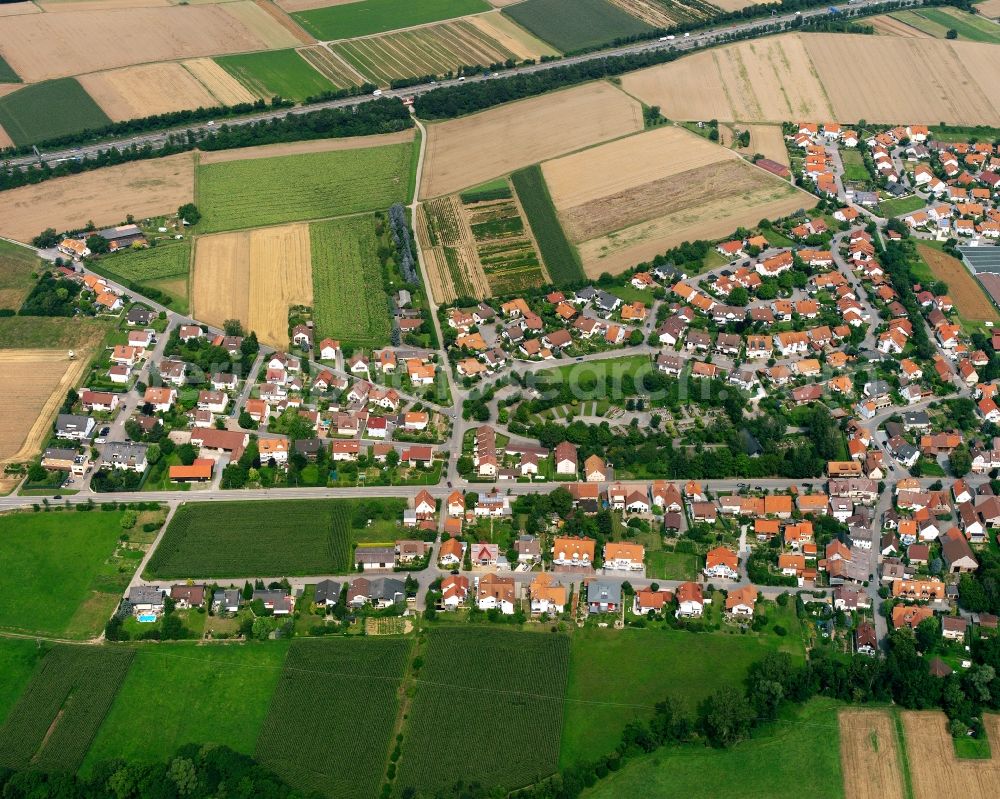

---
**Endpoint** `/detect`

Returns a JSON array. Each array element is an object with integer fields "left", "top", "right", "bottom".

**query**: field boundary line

[{"left": 892, "top": 709, "right": 916, "bottom": 799}]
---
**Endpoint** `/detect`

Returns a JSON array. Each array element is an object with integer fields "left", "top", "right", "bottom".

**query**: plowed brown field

[{"left": 192, "top": 223, "right": 313, "bottom": 347}]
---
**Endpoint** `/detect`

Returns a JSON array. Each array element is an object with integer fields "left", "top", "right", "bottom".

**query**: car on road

[
  {"left": 576, "top": 357, "right": 583, "bottom": 361},
  {"left": 95, "top": 426, "right": 110, "bottom": 444},
  {"left": 738, "top": 483, "right": 750, "bottom": 490},
  {"left": 53, "top": 495, "right": 62, "bottom": 500}
]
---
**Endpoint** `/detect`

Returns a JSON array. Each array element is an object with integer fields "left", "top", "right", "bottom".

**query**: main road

[{"left": 5, "top": 0, "right": 922, "bottom": 170}]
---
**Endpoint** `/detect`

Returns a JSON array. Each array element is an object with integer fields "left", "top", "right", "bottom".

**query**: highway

[{"left": 3, "top": 0, "right": 923, "bottom": 170}]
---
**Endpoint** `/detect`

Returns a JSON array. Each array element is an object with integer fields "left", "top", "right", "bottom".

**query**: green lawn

[
  {"left": 216, "top": 50, "right": 335, "bottom": 102},
  {"left": 310, "top": 215, "right": 392, "bottom": 348},
  {"left": 840, "top": 149, "right": 870, "bottom": 182},
  {"left": 560, "top": 622, "right": 806, "bottom": 767},
  {"left": 0, "top": 316, "right": 111, "bottom": 349},
  {"left": 955, "top": 733, "right": 992, "bottom": 759},
  {"left": 582, "top": 699, "right": 844, "bottom": 799},
  {"left": 83, "top": 641, "right": 289, "bottom": 772},
  {"left": 0, "top": 639, "right": 45, "bottom": 727},
  {"left": 197, "top": 142, "right": 414, "bottom": 232},
  {"left": 537, "top": 354, "right": 653, "bottom": 387},
  {"left": 504, "top": 0, "right": 651, "bottom": 52},
  {"left": 293, "top": 0, "right": 491, "bottom": 39},
  {"left": 645, "top": 550, "right": 700, "bottom": 580},
  {"left": 0, "top": 78, "right": 110, "bottom": 147},
  {"left": 0, "top": 510, "right": 126, "bottom": 638},
  {"left": 878, "top": 194, "right": 926, "bottom": 219},
  {"left": 0, "top": 239, "right": 39, "bottom": 312}
]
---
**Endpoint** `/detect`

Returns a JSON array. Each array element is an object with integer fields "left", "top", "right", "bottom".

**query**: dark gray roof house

[
  {"left": 348, "top": 577, "right": 405, "bottom": 607},
  {"left": 128, "top": 586, "right": 165, "bottom": 609},
  {"left": 314, "top": 579, "right": 342, "bottom": 606},
  {"left": 55, "top": 414, "right": 94, "bottom": 439},
  {"left": 587, "top": 581, "right": 621, "bottom": 614},
  {"left": 213, "top": 589, "right": 241, "bottom": 613},
  {"left": 126, "top": 306, "right": 155, "bottom": 326}
]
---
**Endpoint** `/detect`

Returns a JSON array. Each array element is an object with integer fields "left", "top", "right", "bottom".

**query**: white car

[{"left": 372, "top": 89, "right": 383, "bottom": 97}]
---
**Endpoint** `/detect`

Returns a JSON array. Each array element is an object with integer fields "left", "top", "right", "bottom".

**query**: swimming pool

[{"left": 137, "top": 613, "right": 157, "bottom": 623}]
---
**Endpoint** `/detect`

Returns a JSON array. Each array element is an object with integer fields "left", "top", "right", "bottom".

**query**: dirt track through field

[
  {"left": 0, "top": 153, "right": 194, "bottom": 244},
  {"left": 918, "top": 243, "right": 999, "bottom": 322},
  {"left": 420, "top": 81, "right": 643, "bottom": 198},
  {"left": 198, "top": 128, "right": 414, "bottom": 163},
  {"left": 79, "top": 63, "right": 220, "bottom": 121},
  {"left": 904, "top": 711, "right": 1000, "bottom": 799},
  {"left": 192, "top": 223, "right": 313, "bottom": 347},
  {"left": 0, "top": 349, "right": 92, "bottom": 463},
  {"left": 0, "top": 1, "right": 300, "bottom": 81},
  {"left": 839, "top": 709, "right": 906, "bottom": 799}
]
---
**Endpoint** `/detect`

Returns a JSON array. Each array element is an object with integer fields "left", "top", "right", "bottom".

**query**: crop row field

[
  {"left": 0, "top": 646, "right": 134, "bottom": 773},
  {"left": 331, "top": 14, "right": 548, "bottom": 87},
  {"left": 1, "top": 152, "right": 195, "bottom": 245},
  {"left": 421, "top": 195, "right": 488, "bottom": 302},
  {"left": 298, "top": 45, "right": 367, "bottom": 89},
  {"left": 885, "top": 7, "right": 1000, "bottom": 43},
  {"left": 396, "top": 627, "right": 569, "bottom": 795},
  {"left": 622, "top": 32, "right": 1000, "bottom": 125},
  {"left": 465, "top": 191, "right": 548, "bottom": 295},
  {"left": 257, "top": 637, "right": 412, "bottom": 799},
  {"left": 539, "top": 124, "right": 811, "bottom": 276},
  {"left": 608, "top": 0, "right": 727, "bottom": 27},
  {"left": 504, "top": 0, "right": 652, "bottom": 52},
  {"left": 420, "top": 80, "right": 643, "bottom": 199},
  {"left": 0, "top": 640, "right": 43, "bottom": 729},
  {"left": 192, "top": 223, "right": 313, "bottom": 348},
  {"left": 511, "top": 164, "right": 584, "bottom": 285},
  {"left": 310, "top": 215, "right": 393, "bottom": 348},
  {"left": 291, "top": 0, "right": 492, "bottom": 40},
  {"left": 145, "top": 499, "right": 406, "bottom": 578},
  {"left": 196, "top": 141, "right": 413, "bottom": 232},
  {"left": 100, "top": 239, "right": 191, "bottom": 284},
  {"left": 0, "top": 77, "right": 110, "bottom": 147},
  {"left": 215, "top": 48, "right": 336, "bottom": 102}
]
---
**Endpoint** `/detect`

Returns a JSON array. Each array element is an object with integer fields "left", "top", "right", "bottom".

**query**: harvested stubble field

[
  {"left": 504, "top": 0, "right": 652, "bottom": 52},
  {"left": 871, "top": 13, "right": 934, "bottom": 37},
  {"left": 609, "top": 0, "right": 723, "bottom": 27},
  {"left": 0, "top": 152, "right": 194, "bottom": 244},
  {"left": 744, "top": 124, "right": 789, "bottom": 166},
  {"left": 310, "top": 215, "right": 392, "bottom": 348},
  {"left": 198, "top": 128, "right": 413, "bottom": 163},
  {"left": 918, "top": 243, "right": 999, "bottom": 323},
  {"left": 839, "top": 709, "right": 906, "bottom": 799},
  {"left": 196, "top": 142, "right": 413, "bottom": 231},
  {"left": 298, "top": 44, "right": 366, "bottom": 88},
  {"left": 332, "top": 18, "right": 525, "bottom": 86},
  {"left": 182, "top": 57, "right": 262, "bottom": 105},
  {"left": 257, "top": 638, "right": 411, "bottom": 799},
  {"left": 0, "top": 2, "right": 300, "bottom": 82},
  {"left": 420, "top": 81, "right": 643, "bottom": 198},
  {"left": 395, "top": 628, "right": 570, "bottom": 795},
  {"left": 903, "top": 711, "right": 1000, "bottom": 799},
  {"left": 192, "top": 223, "right": 313, "bottom": 347},
  {"left": 0, "top": 350, "right": 92, "bottom": 463},
  {"left": 542, "top": 125, "right": 810, "bottom": 276},
  {"left": 292, "top": 0, "right": 491, "bottom": 40},
  {"left": 977, "top": 0, "right": 1000, "bottom": 18},
  {"left": 216, "top": 48, "right": 334, "bottom": 101},
  {"left": 145, "top": 499, "right": 373, "bottom": 578},
  {"left": 0, "top": 78, "right": 111, "bottom": 147},
  {"left": 0, "top": 646, "right": 134, "bottom": 773},
  {"left": 0, "top": 240, "right": 38, "bottom": 311},
  {"left": 623, "top": 32, "right": 1000, "bottom": 125},
  {"left": 79, "top": 63, "right": 221, "bottom": 121}
]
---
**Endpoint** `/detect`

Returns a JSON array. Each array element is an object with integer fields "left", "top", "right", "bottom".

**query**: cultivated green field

[
  {"left": 396, "top": 627, "right": 570, "bottom": 794},
  {"left": 0, "top": 316, "right": 110, "bottom": 350},
  {"left": 84, "top": 642, "right": 290, "bottom": 771},
  {"left": 293, "top": 0, "right": 491, "bottom": 40},
  {"left": 583, "top": 699, "right": 844, "bottom": 799},
  {"left": 310, "top": 215, "right": 392, "bottom": 348},
  {"left": 0, "top": 640, "right": 45, "bottom": 727},
  {"left": 0, "top": 510, "right": 127, "bottom": 639},
  {"left": 504, "top": 0, "right": 652, "bottom": 52},
  {"left": 256, "top": 637, "right": 411, "bottom": 799},
  {"left": 145, "top": 499, "right": 405, "bottom": 578},
  {"left": 216, "top": 49, "right": 335, "bottom": 102},
  {"left": 560, "top": 624, "right": 806, "bottom": 767},
  {"left": 0, "top": 239, "right": 39, "bottom": 312},
  {"left": 98, "top": 240, "right": 190, "bottom": 283},
  {"left": 511, "top": 164, "right": 584, "bottom": 285},
  {"left": 0, "top": 54, "right": 19, "bottom": 84},
  {"left": 890, "top": 6, "right": 1000, "bottom": 42},
  {"left": 0, "top": 78, "right": 110, "bottom": 147},
  {"left": 331, "top": 19, "right": 519, "bottom": 86},
  {"left": 0, "top": 646, "right": 134, "bottom": 772},
  {"left": 197, "top": 143, "right": 413, "bottom": 232},
  {"left": 466, "top": 191, "right": 547, "bottom": 295}
]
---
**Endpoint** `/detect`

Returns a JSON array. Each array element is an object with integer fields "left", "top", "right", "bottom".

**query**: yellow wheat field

[
  {"left": 0, "top": 1, "right": 300, "bottom": 81},
  {"left": 79, "top": 63, "right": 220, "bottom": 121},
  {"left": 467, "top": 10, "right": 559, "bottom": 58},
  {"left": 839, "top": 709, "right": 906, "bottom": 799},
  {"left": 0, "top": 153, "right": 195, "bottom": 244},
  {"left": 183, "top": 57, "right": 262, "bottom": 105},
  {"left": 903, "top": 712, "right": 1000, "bottom": 799},
  {"left": 0, "top": 350, "right": 92, "bottom": 463},
  {"left": 622, "top": 32, "right": 1000, "bottom": 125},
  {"left": 192, "top": 224, "right": 313, "bottom": 347},
  {"left": 420, "top": 81, "right": 643, "bottom": 198}
]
